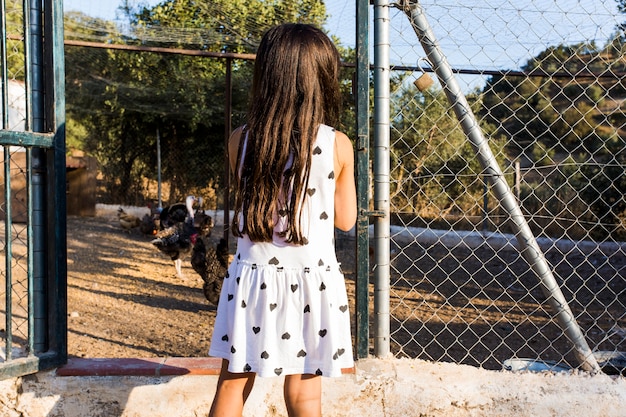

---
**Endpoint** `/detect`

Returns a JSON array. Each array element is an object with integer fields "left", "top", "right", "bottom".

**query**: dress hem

[{"left": 207, "top": 350, "right": 353, "bottom": 378}]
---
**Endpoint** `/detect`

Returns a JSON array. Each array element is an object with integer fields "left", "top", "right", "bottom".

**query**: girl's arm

[
  {"left": 333, "top": 130, "right": 357, "bottom": 231},
  {"left": 228, "top": 126, "right": 244, "bottom": 176}
]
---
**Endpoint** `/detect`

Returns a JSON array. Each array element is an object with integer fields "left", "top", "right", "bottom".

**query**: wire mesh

[
  {"left": 0, "top": 0, "right": 30, "bottom": 362},
  {"left": 384, "top": 0, "right": 625, "bottom": 372},
  {"left": 49, "top": 0, "right": 626, "bottom": 373}
]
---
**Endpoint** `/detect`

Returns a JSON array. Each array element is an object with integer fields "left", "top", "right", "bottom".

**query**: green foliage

[
  {"left": 531, "top": 142, "right": 555, "bottom": 166},
  {"left": 389, "top": 75, "right": 508, "bottom": 218},
  {"left": 64, "top": 0, "right": 337, "bottom": 205},
  {"left": 480, "top": 37, "right": 626, "bottom": 240},
  {"left": 5, "top": 0, "right": 25, "bottom": 80}
]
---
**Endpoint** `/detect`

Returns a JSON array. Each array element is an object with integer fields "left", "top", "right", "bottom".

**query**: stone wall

[{"left": 0, "top": 358, "right": 624, "bottom": 416}]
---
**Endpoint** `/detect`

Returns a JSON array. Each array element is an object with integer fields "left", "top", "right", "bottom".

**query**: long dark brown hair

[{"left": 232, "top": 23, "right": 341, "bottom": 244}]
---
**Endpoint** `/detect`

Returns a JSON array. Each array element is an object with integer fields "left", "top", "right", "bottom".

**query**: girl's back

[{"left": 236, "top": 124, "right": 339, "bottom": 269}]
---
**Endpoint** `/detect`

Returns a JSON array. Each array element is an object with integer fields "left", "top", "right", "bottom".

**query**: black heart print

[
  {"left": 253, "top": 326, "right": 260, "bottom": 334},
  {"left": 333, "top": 348, "right": 346, "bottom": 360}
]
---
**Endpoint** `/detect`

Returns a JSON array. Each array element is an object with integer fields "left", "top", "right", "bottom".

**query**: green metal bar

[
  {"left": 42, "top": 0, "right": 67, "bottom": 367},
  {"left": 0, "top": 0, "right": 7, "bottom": 124},
  {"left": 0, "top": 131, "right": 55, "bottom": 148},
  {"left": 354, "top": 0, "right": 370, "bottom": 359},
  {"left": 3, "top": 149, "right": 12, "bottom": 362},
  {"left": 0, "top": 355, "right": 39, "bottom": 379},
  {"left": 0, "top": 0, "right": 14, "bottom": 362},
  {"left": 26, "top": 146, "right": 35, "bottom": 355},
  {"left": 0, "top": 350, "right": 58, "bottom": 378},
  {"left": 22, "top": 0, "right": 30, "bottom": 132},
  {"left": 22, "top": 0, "right": 36, "bottom": 357},
  {"left": 26, "top": 0, "right": 49, "bottom": 355}
]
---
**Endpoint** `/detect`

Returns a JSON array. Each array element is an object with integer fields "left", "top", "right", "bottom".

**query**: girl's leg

[
  {"left": 209, "top": 360, "right": 256, "bottom": 417},
  {"left": 283, "top": 374, "right": 322, "bottom": 417}
]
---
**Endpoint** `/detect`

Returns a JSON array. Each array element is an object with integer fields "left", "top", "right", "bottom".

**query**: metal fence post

[
  {"left": 373, "top": 0, "right": 391, "bottom": 357},
  {"left": 355, "top": 0, "right": 371, "bottom": 359}
]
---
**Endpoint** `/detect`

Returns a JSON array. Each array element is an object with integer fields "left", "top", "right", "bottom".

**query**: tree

[
  {"left": 64, "top": 0, "right": 334, "bottom": 205},
  {"left": 389, "top": 73, "right": 507, "bottom": 221}
]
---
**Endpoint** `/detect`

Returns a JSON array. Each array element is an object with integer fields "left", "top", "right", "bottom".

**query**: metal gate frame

[{"left": 0, "top": 0, "right": 66, "bottom": 379}]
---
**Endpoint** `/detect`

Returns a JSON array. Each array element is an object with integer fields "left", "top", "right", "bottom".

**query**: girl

[{"left": 209, "top": 23, "right": 357, "bottom": 417}]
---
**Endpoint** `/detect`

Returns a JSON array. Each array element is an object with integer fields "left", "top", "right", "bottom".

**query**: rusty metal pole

[{"left": 223, "top": 58, "right": 232, "bottom": 243}]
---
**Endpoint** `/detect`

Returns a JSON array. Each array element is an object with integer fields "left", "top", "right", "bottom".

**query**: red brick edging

[{"left": 56, "top": 358, "right": 354, "bottom": 377}]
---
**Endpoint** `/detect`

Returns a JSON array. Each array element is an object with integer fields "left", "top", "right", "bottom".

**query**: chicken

[
  {"left": 157, "top": 199, "right": 190, "bottom": 229},
  {"left": 192, "top": 196, "right": 211, "bottom": 230},
  {"left": 151, "top": 196, "right": 198, "bottom": 278},
  {"left": 117, "top": 208, "right": 141, "bottom": 233},
  {"left": 139, "top": 213, "right": 158, "bottom": 236},
  {"left": 190, "top": 215, "right": 230, "bottom": 305}
]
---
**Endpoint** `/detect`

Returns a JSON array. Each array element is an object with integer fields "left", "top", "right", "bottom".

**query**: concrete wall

[{"left": 0, "top": 358, "right": 624, "bottom": 417}]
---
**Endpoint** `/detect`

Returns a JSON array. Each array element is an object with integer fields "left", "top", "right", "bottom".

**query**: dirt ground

[
  {"left": 67, "top": 212, "right": 222, "bottom": 358},
  {"left": 67, "top": 210, "right": 360, "bottom": 359},
  {"left": 66, "top": 210, "right": 626, "bottom": 374}
]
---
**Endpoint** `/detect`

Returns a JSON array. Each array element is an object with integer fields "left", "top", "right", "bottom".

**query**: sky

[{"left": 63, "top": 0, "right": 622, "bottom": 91}]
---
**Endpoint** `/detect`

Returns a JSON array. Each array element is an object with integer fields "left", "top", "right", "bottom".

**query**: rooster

[
  {"left": 117, "top": 208, "right": 141, "bottom": 233},
  {"left": 151, "top": 195, "right": 198, "bottom": 278},
  {"left": 190, "top": 215, "right": 230, "bottom": 305}
]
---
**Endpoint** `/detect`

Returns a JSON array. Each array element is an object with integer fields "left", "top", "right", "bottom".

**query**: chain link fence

[
  {"left": 0, "top": 0, "right": 30, "bottom": 361},
  {"left": 380, "top": 0, "right": 625, "bottom": 372},
  {"left": 11, "top": 0, "right": 622, "bottom": 374}
]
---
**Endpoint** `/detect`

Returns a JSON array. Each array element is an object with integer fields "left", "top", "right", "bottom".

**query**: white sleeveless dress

[{"left": 209, "top": 124, "right": 354, "bottom": 378}]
